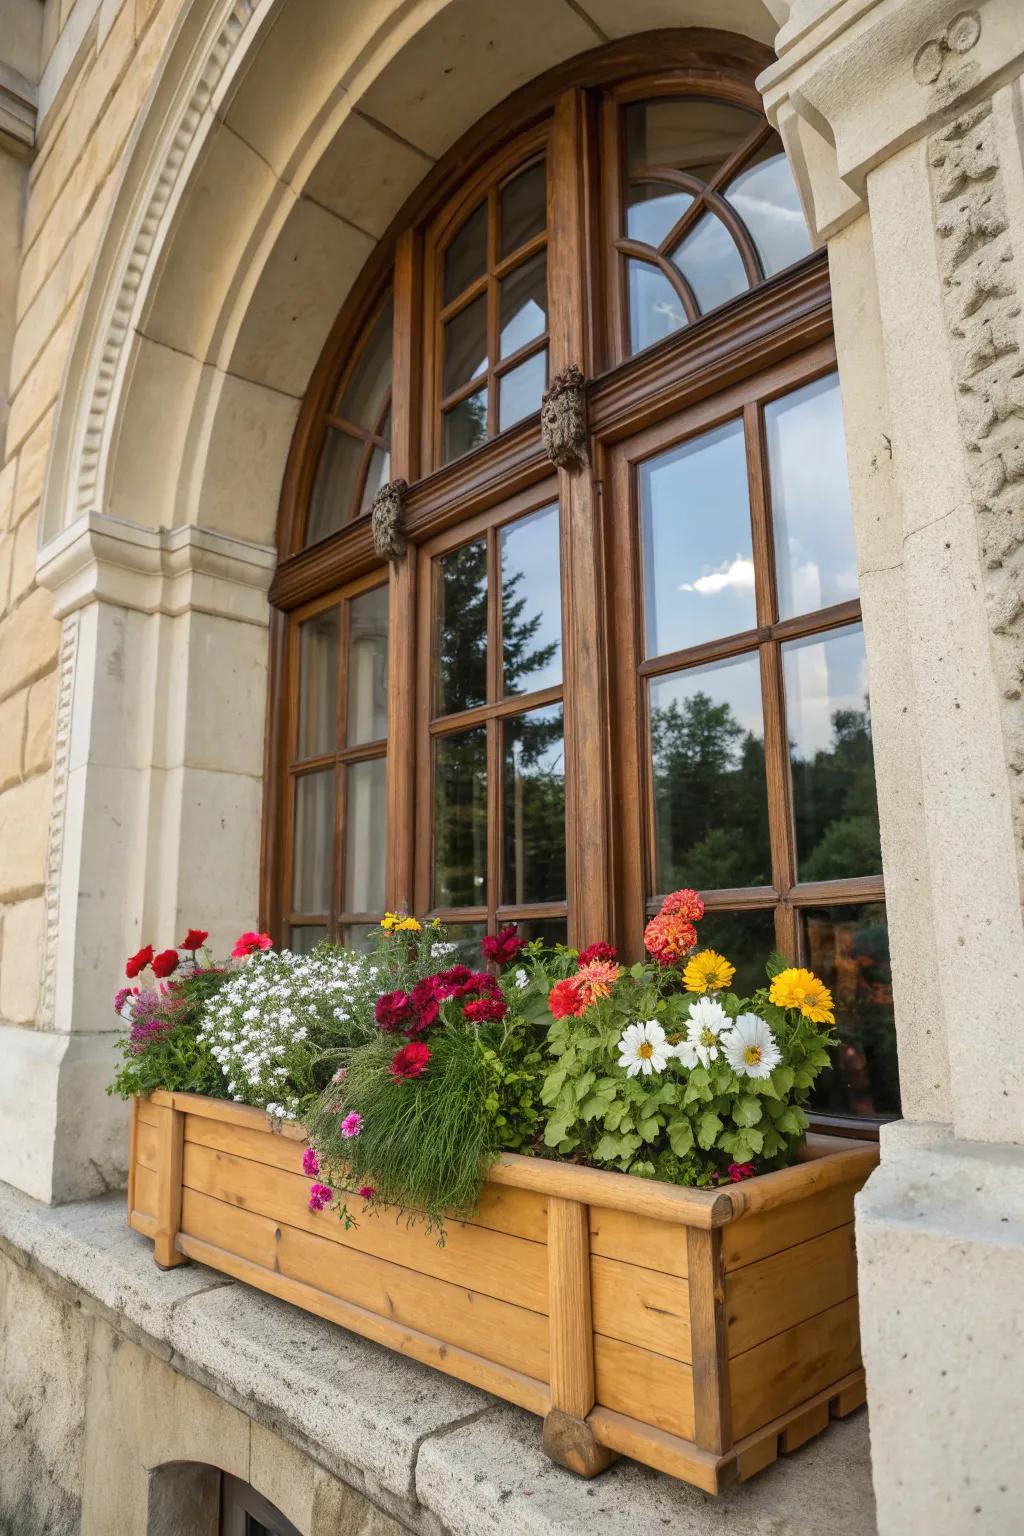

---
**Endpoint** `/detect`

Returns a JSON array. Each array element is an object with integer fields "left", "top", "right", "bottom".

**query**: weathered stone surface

[
  {"left": 0, "top": 687, "right": 26, "bottom": 792},
  {"left": 0, "top": 585, "right": 61, "bottom": 701},
  {"left": 0, "top": 895, "right": 44, "bottom": 1022},
  {"left": 24, "top": 666, "right": 57, "bottom": 777},
  {"left": 0, "top": 769, "right": 51, "bottom": 900}
]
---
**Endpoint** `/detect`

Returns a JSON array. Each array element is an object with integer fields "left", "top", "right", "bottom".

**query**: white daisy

[
  {"left": 670, "top": 1038, "right": 700, "bottom": 1069},
  {"left": 686, "top": 996, "right": 729, "bottom": 1066},
  {"left": 617, "top": 1020, "right": 671, "bottom": 1078},
  {"left": 722, "top": 1013, "right": 782, "bottom": 1080}
]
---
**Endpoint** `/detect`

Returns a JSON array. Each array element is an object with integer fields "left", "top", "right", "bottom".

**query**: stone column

[
  {"left": 761, "top": 5, "right": 1024, "bottom": 1531},
  {"left": 0, "top": 514, "right": 274, "bottom": 1202}
]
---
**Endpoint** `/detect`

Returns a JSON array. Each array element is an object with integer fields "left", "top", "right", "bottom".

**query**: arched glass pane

[
  {"left": 307, "top": 428, "right": 364, "bottom": 544},
  {"left": 444, "top": 200, "right": 487, "bottom": 304},
  {"left": 500, "top": 160, "right": 546, "bottom": 258},
  {"left": 442, "top": 388, "right": 487, "bottom": 463},
  {"left": 626, "top": 182, "right": 693, "bottom": 247},
  {"left": 337, "top": 295, "right": 392, "bottom": 427},
  {"left": 725, "top": 148, "right": 812, "bottom": 277},
  {"left": 360, "top": 442, "right": 390, "bottom": 514},
  {"left": 625, "top": 98, "right": 759, "bottom": 182},
  {"left": 670, "top": 212, "right": 748, "bottom": 313},
  {"left": 297, "top": 606, "right": 339, "bottom": 758},
  {"left": 627, "top": 259, "right": 686, "bottom": 355}
]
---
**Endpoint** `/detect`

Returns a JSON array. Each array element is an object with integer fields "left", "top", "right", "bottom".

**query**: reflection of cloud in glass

[{"left": 680, "top": 555, "right": 755, "bottom": 596}]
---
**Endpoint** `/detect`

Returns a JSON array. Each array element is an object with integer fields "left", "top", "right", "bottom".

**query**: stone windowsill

[{"left": 0, "top": 1180, "right": 877, "bottom": 1536}]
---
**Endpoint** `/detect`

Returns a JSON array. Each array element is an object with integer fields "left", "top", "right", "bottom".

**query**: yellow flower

[
  {"left": 769, "top": 967, "right": 835, "bottom": 1025},
  {"left": 682, "top": 949, "right": 736, "bottom": 994},
  {"left": 395, "top": 916, "right": 422, "bottom": 932},
  {"left": 380, "top": 912, "right": 400, "bottom": 931}
]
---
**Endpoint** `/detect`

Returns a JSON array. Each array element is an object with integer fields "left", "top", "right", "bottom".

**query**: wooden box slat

[
  {"left": 729, "top": 1296, "right": 863, "bottom": 1440},
  {"left": 591, "top": 1253, "right": 691, "bottom": 1361},
  {"left": 593, "top": 1333, "right": 695, "bottom": 1440},
  {"left": 725, "top": 1224, "right": 858, "bottom": 1356}
]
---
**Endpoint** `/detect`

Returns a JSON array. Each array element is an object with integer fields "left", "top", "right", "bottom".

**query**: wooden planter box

[{"left": 129, "top": 1090, "right": 877, "bottom": 1493}]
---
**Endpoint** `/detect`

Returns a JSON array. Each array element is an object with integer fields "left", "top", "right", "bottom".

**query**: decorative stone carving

[
  {"left": 929, "top": 100, "right": 1024, "bottom": 894},
  {"left": 912, "top": 9, "right": 981, "bottom": 98},
  {"left": 370, "top": 479, "right": 409, "bottom": 560},
  {"left": 541, "top": 365, "right": 588, "bottom": 471},
  {"left": 38, "top": 612, "right": 80, "bottom": 1032}
]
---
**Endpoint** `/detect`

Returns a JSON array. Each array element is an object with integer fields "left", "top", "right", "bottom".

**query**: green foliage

[{"left": 108, "top": 966, "right": 230, "bottom": 1100}]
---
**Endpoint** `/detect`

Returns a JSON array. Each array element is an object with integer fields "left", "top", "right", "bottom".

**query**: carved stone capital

[
  {"left": 370, "top": 478, "right": 409, "bottom": 560},
  {"left": 541, "top": 365, "right": 588, "bottom": 472}
]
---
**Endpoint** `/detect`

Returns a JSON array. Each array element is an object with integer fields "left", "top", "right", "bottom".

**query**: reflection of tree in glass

[
  {"left": 435, "top": 728, "right": 487, "bottom": 907},
  {"left": 792, "top": 707, "right": 881, "bottom": 880},
  {"left": 503, "top": 707, "right": 565, "bottom": 905},
  {"left": 808, "top": 905, "right": 899, "bottom": 1118},
  {"left": 436, "top": 541, "right": 487, "bottom": 714},
  {"left": 503, "top": 564, "right": 559, "bottom": 698}
]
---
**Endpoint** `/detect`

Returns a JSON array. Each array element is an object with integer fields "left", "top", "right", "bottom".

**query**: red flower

[
  {"left": 151, "top": 948, "right": 180, "bottom": 979},
  {"left": 179, "top": 928, "right": 208, "bottom": 951},
  {"left": 432, "top": 965, "right": 472, "bottom": 998},
  {"left": 660, "top": 889, "right": 705, "bottom": 923},
  {"left": 643, "top": 912, "right": 698, "bottom": 966},
  {"left": 548, "top": 977, "right": 585, "bottom": 1019},
  {"left": 375, "top": 990, "right": 412, "bottom": 1032},
  {"left": 728, "top": 1162, "right": 755, "bottom": 1183},
  {"left": 391, "top": 1041, "right": 431, "bottom": 1080},
  {"left": 577, "top": 941, "right": 617, "bottom": 967},
  {"left": 481, "top": 925, "right": 525, "bottom": 965},
  {"left": 232, "top": 931, "right": 272, "bottom": 959},
  {"left": 125, "top": 944, "right": 154, "bottom": 979},
  {"left": 463, "top": 996, "right": 508, "bottom": 1023},
  {"left": 406, "top": 978, "right": 440, "bottom": 1033}
]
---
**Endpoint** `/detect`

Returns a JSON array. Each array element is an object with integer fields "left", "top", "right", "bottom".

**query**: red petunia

[
  {"left": 548, "top": 976, "right": 586, "bottom": 1019},
  {"left": 375, "top": 990, "right": 412, "bottom": 1032},
  {"left": 125, "top": 944, "right": 154, "bottom": 979},
  {"left": 391, "top": 1041, "right": 431, "bottom": 1080},
  {"left": 463, "top": 996, "right": 508, "bottom": 1023},
  {"left": 481, "top": 925, "right": 526, "bottom": 965},
  {"left": 179, "top": 928, "right": 208, "bottom": 951},
  {"left": 151, "top": 948, "right": 180, "bottom": 979},
  {"left": 232, "top": 931, "right": 272, "bottom": 959},
  {"left": 576, "top": 941, "right": 617, "bottom": 967}
]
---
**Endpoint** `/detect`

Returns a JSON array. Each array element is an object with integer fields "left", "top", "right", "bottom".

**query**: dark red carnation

[
  {"left": 375, "top": 990, "right": 412, "bottom": 1032},
  {"left": 407, "top": 978, "right": 440, "bottom": 1033},
  {"left": 432, "top": 965, "right": 472, "bottom": 999},
  {"left": 179, "top": 928, "right": 208, "bottom": 951},
  {"left": 481, "top": 925, "right": 526, "bottom": 965},
  {"left": 151, "top": 948, "right": 180, "bottom": 979},
  {"left": 463, "top": 996, "right": 508, "bottom": 1023},
  {"left": 391, "top": 1041, "right": 431, "bottom": 1080},
  {"left": 577, "top": 941, "right": 617, "bottom": 967},
  {"left": 125, "top": 944, "right": 154, "bottom": 979}
]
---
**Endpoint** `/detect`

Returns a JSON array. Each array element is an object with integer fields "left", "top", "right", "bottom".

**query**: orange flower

[
  {"left": 644, "top": 911, "right": 698, "bottom": 967},
  {"left": 660, "top": 889, "right": 705, "bottom": 923},
  {"left": 574, "top": 958, "right": 622, "bottom": 1006}
]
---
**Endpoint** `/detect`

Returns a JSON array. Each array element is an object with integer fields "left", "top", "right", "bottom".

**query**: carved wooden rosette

[
  {"left": 541, "top": 364, "right": 588, "bottom": 472},
  {"left": 370, "top": 478, "right": 409, "bottom": 560}
]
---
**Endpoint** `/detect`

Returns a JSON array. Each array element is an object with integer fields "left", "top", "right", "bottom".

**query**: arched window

[{"left": 268, "top": 37, "right": 897, "bottom": 1127}]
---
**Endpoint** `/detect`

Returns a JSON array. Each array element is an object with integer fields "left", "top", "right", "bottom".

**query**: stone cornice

[
  {"left": 0, "top": 59, "right": 37, "bottom": 151},
  {"left": 36, "top": 510, "right": 275, "bottom": 623}
]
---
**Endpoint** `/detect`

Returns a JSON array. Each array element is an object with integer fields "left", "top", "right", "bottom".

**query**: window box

[{"left": 129, "top": 1090, "right": 876, "bottom": 1493}]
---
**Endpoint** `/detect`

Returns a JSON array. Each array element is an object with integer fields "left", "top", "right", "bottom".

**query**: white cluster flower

[{"left": 198, "top": 948, "right": 380, "bottom": 1116}]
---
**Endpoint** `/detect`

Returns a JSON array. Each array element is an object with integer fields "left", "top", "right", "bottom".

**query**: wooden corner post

[
  {"left": 542, "top": 1196, "right": 616, "bottom": 1477},
  {"left": 153, "top": 1098, "right": 188, "bottom": 1269},
  {"left": 686, "top": 1225, "right": 732, "bottom": 1456}
]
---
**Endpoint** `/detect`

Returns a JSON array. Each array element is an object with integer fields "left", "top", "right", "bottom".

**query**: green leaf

[
  {"left": 543, "top": 1115, "right": 570, "bottom": 1147},
  {"left": 637, "top": 1114, "right": 660, "bottom": 1143},
  {"left": 667, "top": 1118, "right": 694, "bottom": 1156},
  {"left": 630, "top": 963, "right": 645, "bottom": 980},
  {"left": 696, "top": 1109, "right": 723, "bottom": 1150},
  {"left": 540, "top": 1069, "right": 566, "bottom": 1106},
  {"left": 775, "top": 1106, "right": 808, "bottom": 1136},
  {"left": 771, "top": 1065, "right": 795, "bottom": 1096},
  {"left": 732, "top": 1094, "right": 763, "bottom": 1128}
]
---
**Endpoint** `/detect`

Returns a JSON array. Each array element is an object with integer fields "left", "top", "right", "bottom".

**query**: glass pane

[
  {"left": 500, "top": 160, "right": 546, "bottom": 257},
  {"left": 434, "top": 726, "right": 488, "bottom": 907},
  {"left": 725, "top": 146, "right": 811, "bottom": 278},
  {"left": 443, "top": 293, "right": 488, "bottom": 396},
  {"left": 307, "top": 428, "right": 364, "bottom": 544},
  {"left": 783, "top": 624, "right": 881, "bottom": 881},
  {"left": 499, "top": 251, "right": 547, "bottom": 358},
  {"left": 340, "top": 924, "right": 378, "bottom": 955},
  {"left": 344, "top": 756, "right": 386, "bottom": 913},
  {"left": 690, "top": 907, "right": 777, "bottom": 998},
  {"left": 444, "top": 200, "right": 487, "bottom": 304},
  {"left": 290, "top": 924, "right": 327, "bottom": 955},
  {"left": 346, "top": 584, "right": 389, "bottom": 745},
  {"left": 337, "top": 294, "right": 392, "bottom": 427},
  {"left": 626, "top": 182, "right": 693, "bottom": 247},
  {"left": 625, "top": 99, "right": 760, "bottom": 183},
  {"left": 499, "top": 350, "right": 546, "bottom": 430},
  {"left": 766, "top": 373, "right": 857, "bottom": 619},
  {"left": 670, "top": 212, "right": 748, "bottom": 314},
  {"left": 439, "top": 923, "right": 488, "bottom": 964},
  {"left": 501, "top": 502, "right": 562, "bottom": 695},
  {"left": 292, "top": 770, "right": 333, "bottom": 913},
  {"left": 435, "top": 539, "right": 487, "bottom": 715},
  {"left": 297, "top": 607, "right": 339, "bottom": 758},
  {"left": 627, "top": 260, "right": 686, "bottom": 354},
  {"left": 805, "top": 904, "right": 899, "bottom": 1118},
  {"left": 442, "top": 388, "right": 488, "bottom": 463},
  {"left": 515, "top": 917, "right": 567, "bottom": 948},
  {"left": 359, "top": 443, "right": 390, "bottom": 515},
  {"left": 502, "top": 704, "right": 566, "bottom": 906},
  {"left": 650, "top": 654, "right": 770, "bottom": 892},
  {"left": 640, "top": 418, "right": 754, "bottom": 658}
]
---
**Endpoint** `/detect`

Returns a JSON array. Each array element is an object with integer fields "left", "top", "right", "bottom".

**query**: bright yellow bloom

[
  {"left": 380, "top": 912, "right": 398, "bottom": 931},
  {"left": 682, "top": 949, "right": 736, "bottom": 994},
  {"left": 395, "top": 916, "right": 422, "bottom": 932},
  {"left": 770, "top": 967, "right": 835, "bottom": 1025}
]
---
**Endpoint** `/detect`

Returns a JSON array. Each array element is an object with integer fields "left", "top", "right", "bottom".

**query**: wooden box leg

[
  {"left": 542, "top": 1197, "right": 616, "bottom": 1478},
  {"left": 687, "top": 1226, "right": 731, "bottom": 1456},
  {"left": 153, "top": 1100, "right": 188, "bottom": 1269}
]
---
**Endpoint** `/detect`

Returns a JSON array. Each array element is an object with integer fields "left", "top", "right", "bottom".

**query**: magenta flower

[
  {"left": 113, "top": 986, "right": 131, "bottom": 1016},
  {"left": 340, "top": 1112, "right": 363, "bottom": 1139},
  {"left": 302, "top": 1146, "right": 320, "bottom": 1178},
  {"left": 358, "top": 1185, "right": 376, "bottom": 1201},
  {"left": 308, "top": 1182, "right": 332, "bottom": 1212}
]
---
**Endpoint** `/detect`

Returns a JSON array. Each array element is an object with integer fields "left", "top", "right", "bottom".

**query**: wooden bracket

[
  {"left": 543, "top": 1196, "right": 616, "bottom": 1478},
  {"left": 543, "top": 1409, "right": 617, "bottom": 1478}
]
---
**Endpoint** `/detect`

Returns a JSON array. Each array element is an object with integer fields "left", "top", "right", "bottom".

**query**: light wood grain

[
  {"left": 547, "top": 1197, "right": 596, "bottom": 1419},
  {"left": 153, "top": 1103, "right": 186, "bottom": 1269},
  {"left": 590, "top": 1254, "right": 690, "bottom": 1362},
  {"left": 723, "top": 1177, "right": 862, "bottom": 1271},
  {"left": 729, "top": 1297, "right": 862, "bottom": 1440},
  {"left": 132, "top": 1162, "right": 159, "bottom": 1219},
  {"left": 593, "top": 1333, "right": 695, "bottom": 1441},
  {"left": 134, "top": 1120, "right": 160, "bottom": 1173},
  {"left": 589, "top": 1206, "right": 687, "bottom": 1275},
  {"left": 687, "top": 1226, "right": 731, "bottom": 1454},
  {"left": 586, "top": 1407, "right": 727, "bottom": 1495},
  {"left": 726, "top": 1224, "right": 858, "bottom": 1356}
]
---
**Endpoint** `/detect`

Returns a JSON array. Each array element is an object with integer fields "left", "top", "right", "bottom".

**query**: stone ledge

[{"left": 0, "top": 1180, "right": 878, "bottom": 1536}]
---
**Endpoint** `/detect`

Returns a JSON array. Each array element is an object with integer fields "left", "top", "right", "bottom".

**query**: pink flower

[
  {"left": 113, "top": 986, "right": 131, "bottom": 1016},
  {"left": 302, "top": 1146, "right": 320, "bottom": 1177},
  {"left": 341, "top": 1112, "right": 363, "bottom": 1139},
  {"left": 308, "top": 1182, "right": 332, "bottom": 1212},
  {"left": 728, "top": 1161, "right": 755, "bottom": 1183},
  {"left": 358, "top": 1185, "right": 376, "bottom": 1202},
  {"left": 332, "top": 1066, "right": 347, "bottom": 1084},
  {"left": 232, "top": 931, "right": 272, "bottom": 959}
]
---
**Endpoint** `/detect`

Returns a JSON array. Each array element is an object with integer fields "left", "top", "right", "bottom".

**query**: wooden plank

[
  {"left": 135, "top": 1120, "right": 161, "bottom": 1173},
  {"left": 729, "top": 1297, "right": 862, "bottom": 1440},
  {"left": 723, "top": 1178, "right": 862, "bottom": 1271},
  {"left": 127, "top": 1096, "right": 139, "bottom": 1221},
  {"left": 780, "top": 1399, "right": 830, "bottom": 1453},
  {"left": 489, "top": 1154, "right": 732, "bottom": 1227},
  {"left": 132, "top": 1163, "right": 159, "bottom": 1218},
  {"left": 590, "top": 1254, "right": 690, "bottom": 1362},
  {"left": 176, "top": 1230, "right": 550, "bottom": 1418},
  {"left": 832, "top": 1376, "right": 867, "bottom": 1417},
  {"left": 589, "top": 1207, "right": 687, "bottom": 1276},
  {"left": 733, "top": 1368, "right": 865, "bottom": 1483},
  {"left": 129, "top": 1209, "right": 158, "bottom": 1239},
  {"left": 547, "top": 1197, "right": 595, "bottom": 1420},
  {"left": 181, "top": 1188, "right": 549, "bottom": 1381},
  {"left": 593, "top": 1333, "right": 695, "bottom": 1441},
  {"left": 726, "top": 1224, "right": 858, "bottom": 1357},
  {"left": 137, "top": 1098, "right": 162, "bottom": 1129},
  {"left": 686, "top": 1227, "right": 731, "bottom": 1454},
  {"left": 154, "top": 1103, "right": 187, "bottom": 1269},
  {"left": 726, "top": 1144, "right": 878, "bottom": 1221},
  {"left": 182, "top": 1142, "right": 549, "bottom": 1314},
  {"left": 587, "top": 1407, "right": 727, "bottom": 1496}
]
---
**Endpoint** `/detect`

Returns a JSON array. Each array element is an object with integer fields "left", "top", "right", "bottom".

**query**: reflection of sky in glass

[
  {"left": 725, "top": 153, "right": 811, "bottom": 276},
  {"left": 626, "top": 183, "right": 693, "bottom": 246},
  {"left": 501, "top": 502, "right": 562, "bottom": 693},
  {"left": 766, "top": 373, "right": 858, "bottom": 619},
  {"left": 499, "top": 349, "right": 546, "bottom": 430},
  {"left": 628, "top": 260, "right": 686, "bottom": 354},
  {"left": 641, "top": 419, "right": 754, "bottom": 658},
  {"left": 670, "top": 212, "right": 747, "bottom": 313},
  {"left": 650, "top": 650, "right": 764, "bottom": 763},
  {"left": 783, "top": 623, "right": 870, "bottom": 759}
]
